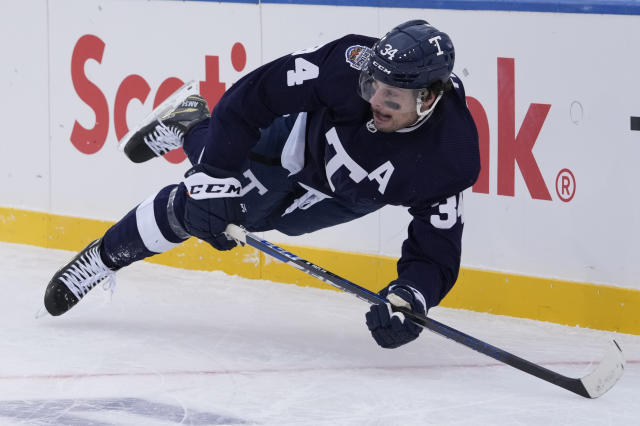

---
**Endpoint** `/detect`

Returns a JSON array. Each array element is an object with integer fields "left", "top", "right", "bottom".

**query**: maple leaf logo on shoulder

[{"left": 345, "top": 45, "right": 372, "bottom": 70}]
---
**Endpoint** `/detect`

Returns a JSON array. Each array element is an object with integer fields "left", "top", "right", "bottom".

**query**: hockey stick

[{"left": 225, "top": 224, "right": 625, "bottom": 398}]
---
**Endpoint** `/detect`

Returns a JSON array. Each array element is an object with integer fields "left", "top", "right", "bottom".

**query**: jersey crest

[{"left": 345, "top": 45, "right": 372, "bottom": 70}]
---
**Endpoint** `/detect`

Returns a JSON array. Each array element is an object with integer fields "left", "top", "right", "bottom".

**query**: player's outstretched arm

[{"left": 396, "top": 193, "right": 465, "bottom": 310}]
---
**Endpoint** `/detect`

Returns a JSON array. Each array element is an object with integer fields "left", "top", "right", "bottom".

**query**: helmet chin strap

[{"left": 408, "top": 91, "right": 443, "bottom": 128}]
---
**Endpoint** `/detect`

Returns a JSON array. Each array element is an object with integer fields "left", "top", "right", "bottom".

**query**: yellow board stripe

[{"left": 2, "top": 206, "right": 638, "bottom": 334}]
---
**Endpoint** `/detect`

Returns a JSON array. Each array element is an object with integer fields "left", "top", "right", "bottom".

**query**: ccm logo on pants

[{"left": 184, "top": 172, "right": 242, "bottom": 200}]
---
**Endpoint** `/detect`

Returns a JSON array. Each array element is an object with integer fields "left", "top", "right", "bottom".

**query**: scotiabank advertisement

[
  {"left": 47, "top": 0, "right": 261, "bottom": 221},
  {"left": 3, "top": 1, "right": 640, "bottom": 291}
]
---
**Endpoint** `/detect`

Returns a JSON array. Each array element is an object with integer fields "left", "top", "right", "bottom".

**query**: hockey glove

[
  {"left": 365, "top": 280, "right": 428, "bottom": 349},
  {"left": 182, "top": 164, "right": 246, "bottom": 251}
]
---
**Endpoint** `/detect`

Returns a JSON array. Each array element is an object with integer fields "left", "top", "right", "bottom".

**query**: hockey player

[{"left": 43, "top": 20, "right": 480, "bottom": 349}]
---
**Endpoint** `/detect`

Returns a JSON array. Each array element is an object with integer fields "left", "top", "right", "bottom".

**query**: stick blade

[{"left": 580, "top": 339, "right": 625, "bottom": 398}]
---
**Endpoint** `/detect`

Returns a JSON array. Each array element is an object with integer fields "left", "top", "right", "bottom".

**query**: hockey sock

[
  {"left": 182, "top": 119, "right": 210, "bottom": 165},
  {"left": 101, "top": 184, "right": 190, "bottom": 269}
]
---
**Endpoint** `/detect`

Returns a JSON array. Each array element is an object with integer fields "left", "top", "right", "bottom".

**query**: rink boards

[{"left": 1, "top": 0, "right": 639, "bottom": 334}]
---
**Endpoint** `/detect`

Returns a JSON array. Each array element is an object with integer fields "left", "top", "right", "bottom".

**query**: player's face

[{"left": 367, "top": 81, "right": 421, "bottom": 132}]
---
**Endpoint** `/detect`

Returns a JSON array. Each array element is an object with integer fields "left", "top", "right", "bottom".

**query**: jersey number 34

[
  {"left": 287, "top": 58, "right": 319, "bottom": 86},
  {"left": 430, "top": 193, "right": 464, "bottom": 230}
]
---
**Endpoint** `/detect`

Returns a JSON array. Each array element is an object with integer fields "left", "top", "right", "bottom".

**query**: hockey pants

[{"left": 101, "top": 115, "right": 382, "bottom": 269}]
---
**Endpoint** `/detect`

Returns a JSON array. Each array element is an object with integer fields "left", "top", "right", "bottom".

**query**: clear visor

[{"left": 358, "top": 71, "right": 423, "bottom": 113}]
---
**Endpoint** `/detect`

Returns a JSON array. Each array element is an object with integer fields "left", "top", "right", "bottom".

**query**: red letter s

[{"left": 70, "top": 35, "right": 109, "bottom": 154}]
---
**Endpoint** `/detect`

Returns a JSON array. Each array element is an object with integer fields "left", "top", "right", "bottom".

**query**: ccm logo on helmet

[
  {"left": 428, "top": 36, "right": 444, "bottom": 56},
  {"left": 372, "top": 60, "right": 392, "bottom": 75}
]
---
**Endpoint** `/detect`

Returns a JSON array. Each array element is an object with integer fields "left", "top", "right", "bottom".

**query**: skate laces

[
  {"left": 59, "top": 245, "right": 116, "bottom": 300},
  {"left": 143, "top": 119, "right": 184, "bottom": 156}
]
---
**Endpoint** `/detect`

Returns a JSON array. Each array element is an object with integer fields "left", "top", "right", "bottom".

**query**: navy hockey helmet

[{"left": 366, "top": 20, "right": 455, "bottom": 90}]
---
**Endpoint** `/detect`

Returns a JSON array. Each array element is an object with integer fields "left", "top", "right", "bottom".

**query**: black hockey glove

[
  {"left": 182, "top": 164, "right": 246, "bottom": 251},
  {"left": 365, "top": 280, "right": 427, "bottom": 349}
]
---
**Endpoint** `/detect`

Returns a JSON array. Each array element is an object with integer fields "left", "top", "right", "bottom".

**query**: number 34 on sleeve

[{"left": 287, "top": 58, "right": 319, "bottom": 86}]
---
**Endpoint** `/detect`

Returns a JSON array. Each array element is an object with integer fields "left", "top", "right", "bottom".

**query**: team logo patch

[{"left": 345, "top": 45, "right": 372, "bottom": 70}]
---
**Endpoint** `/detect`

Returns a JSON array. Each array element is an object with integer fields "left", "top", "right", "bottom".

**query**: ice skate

[
  {"left": 119, "top": 80, "right": 210, "bottom": 163},
  {"left": 43, "top": 239, "right": 117, "bottom": 316}
]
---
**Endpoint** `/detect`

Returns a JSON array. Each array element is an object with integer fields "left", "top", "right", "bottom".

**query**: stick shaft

[{"left": 226, "top": 225, "right": 601, "bottom": 398}]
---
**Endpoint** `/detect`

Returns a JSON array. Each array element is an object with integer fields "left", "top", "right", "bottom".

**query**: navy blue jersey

[{"left": 202, "top": 34, "right": 480, "bottom": 308}]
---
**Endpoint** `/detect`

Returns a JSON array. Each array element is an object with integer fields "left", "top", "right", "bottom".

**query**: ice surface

[{"left": 0, "top": 241, "right": 639, "bottom": 425}]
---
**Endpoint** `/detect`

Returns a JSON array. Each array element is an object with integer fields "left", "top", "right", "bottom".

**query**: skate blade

[
  {"left": 35, "top": 305, "right": 50, "bottom": 319},
  {"left": 118, "top": 80, "right": 200, "bottom": 152}
]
